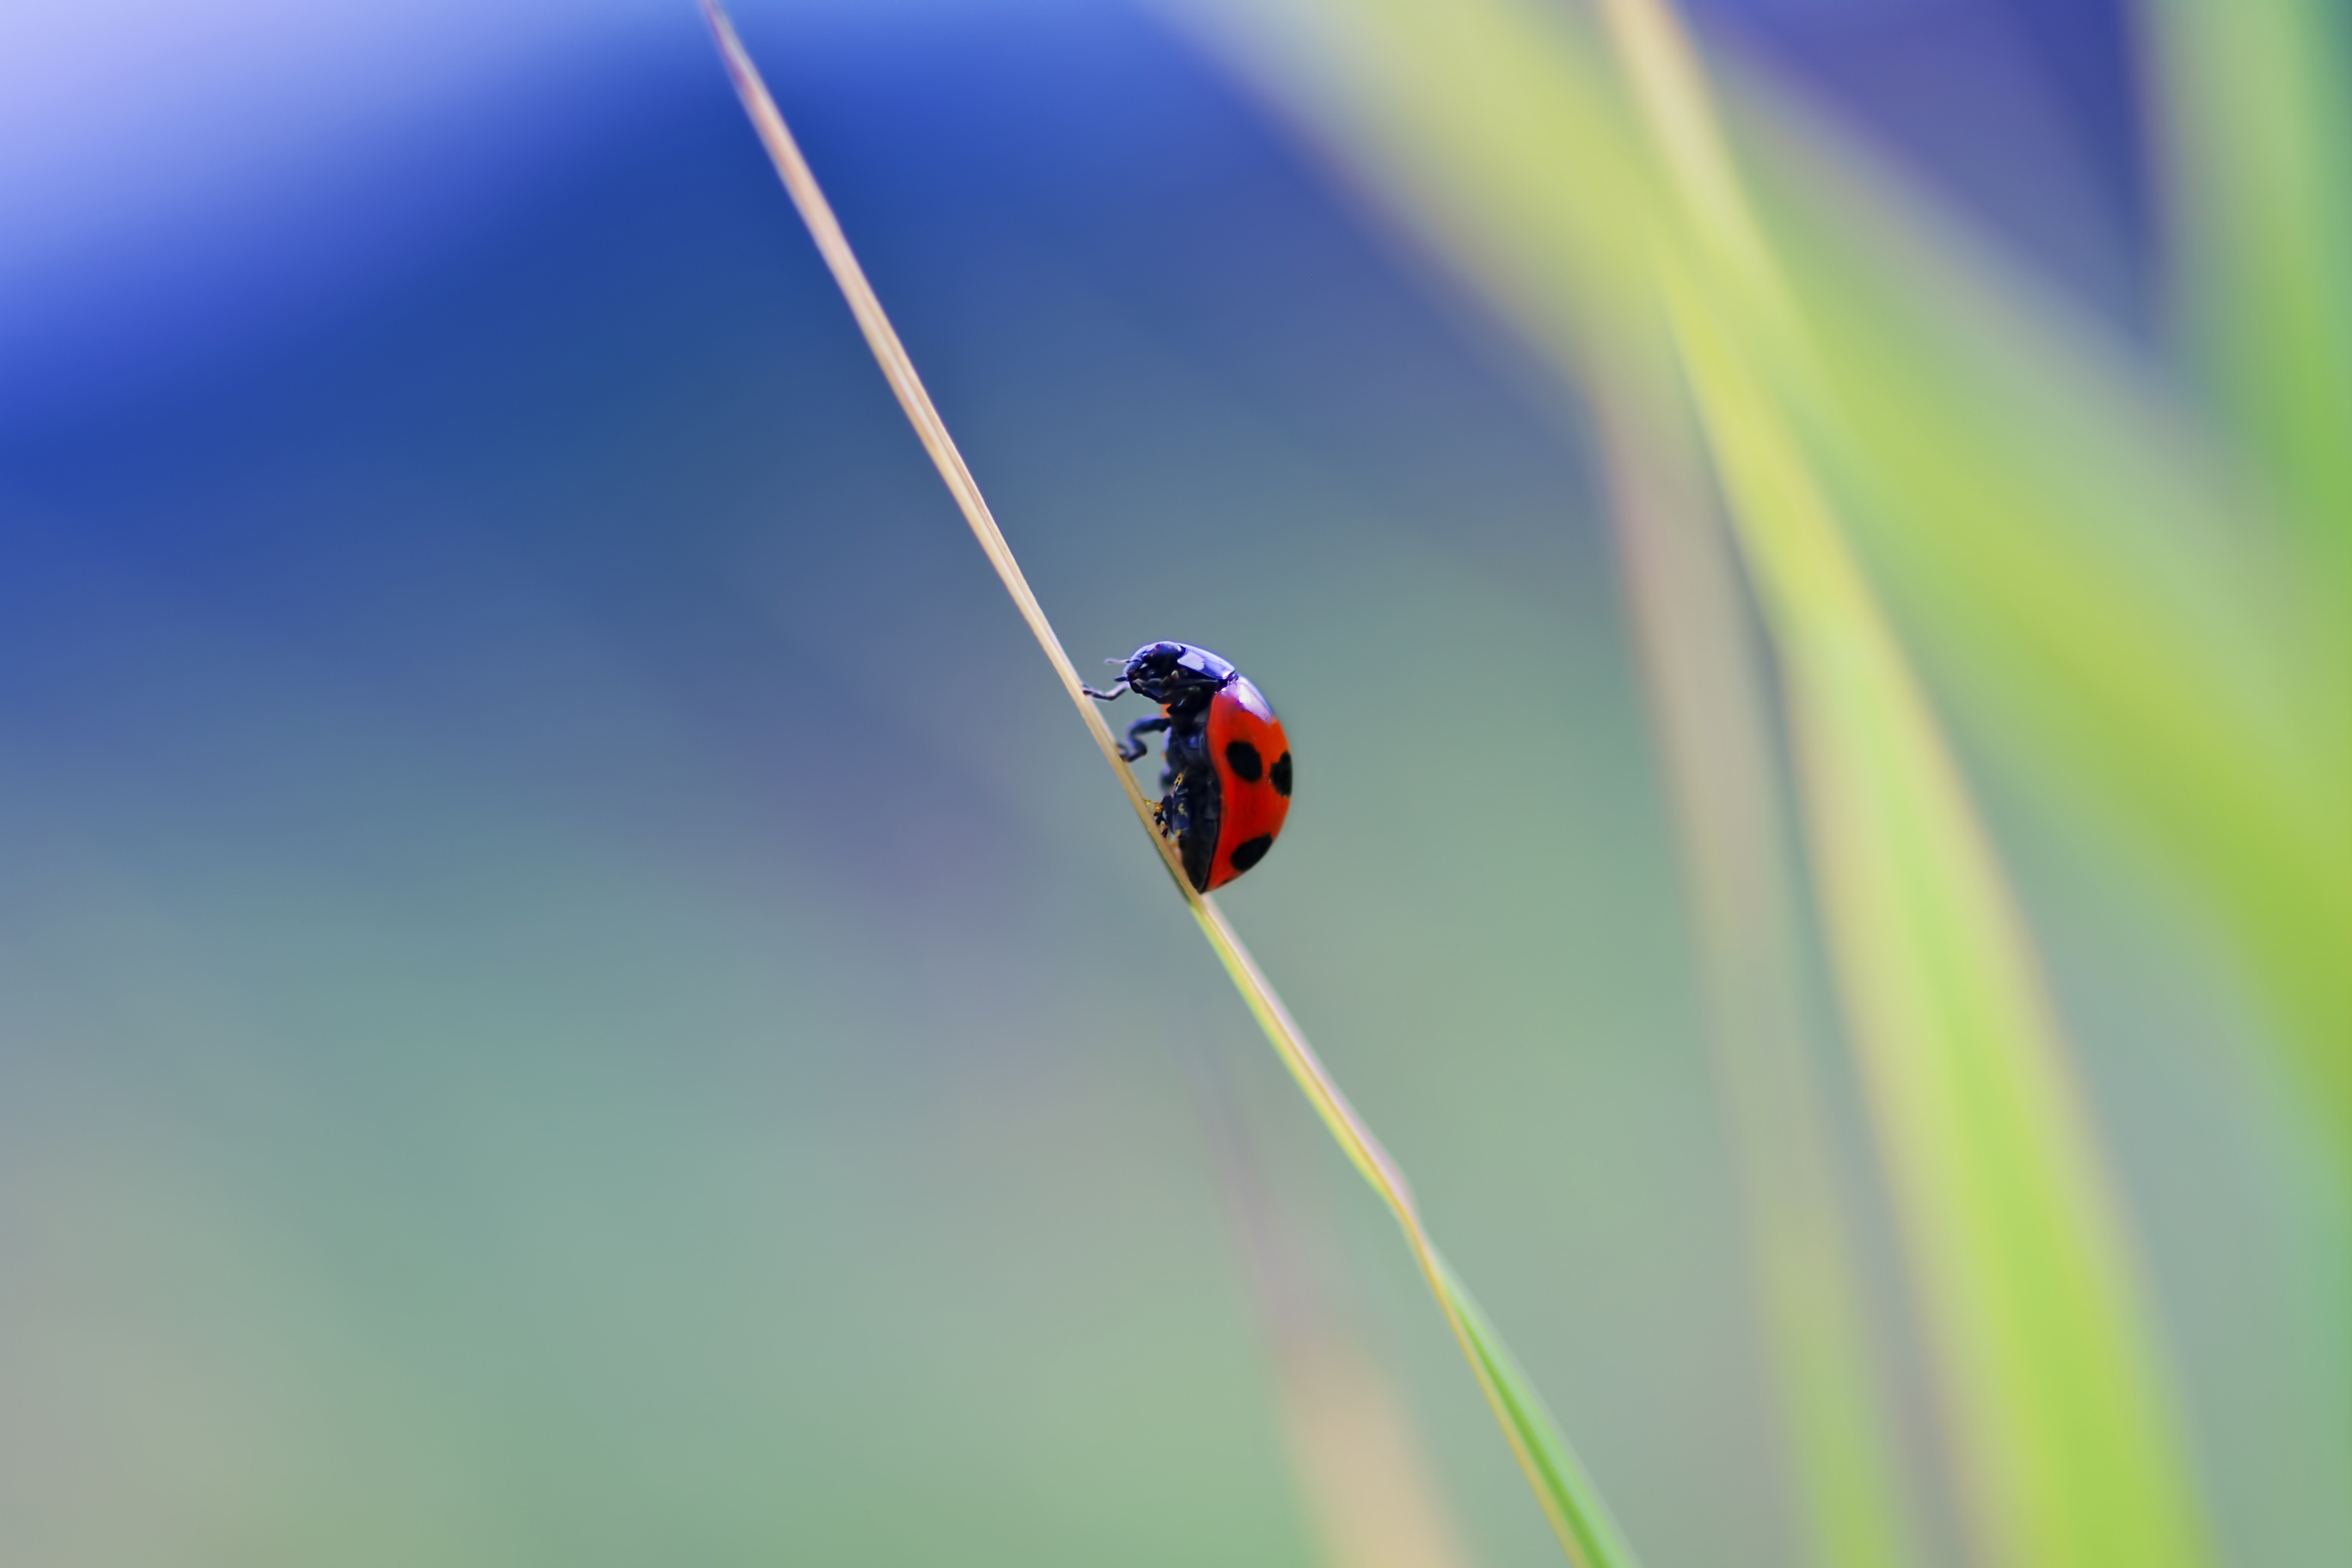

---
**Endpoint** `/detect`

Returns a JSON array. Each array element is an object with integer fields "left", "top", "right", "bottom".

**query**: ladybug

[{"left": 1085, "top": 642, "right": 1292, "bottom": 892}]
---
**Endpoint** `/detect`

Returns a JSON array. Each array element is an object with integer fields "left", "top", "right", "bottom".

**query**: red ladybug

[{"left": 1085, "top": 642, "right": 1292, "bottom": 892}]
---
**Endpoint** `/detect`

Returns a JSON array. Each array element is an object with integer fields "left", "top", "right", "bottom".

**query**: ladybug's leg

[
  {"left": 1119, "top": 713, "right": 1170, "bottom": 763},
  {"left": 1157, "top": 706, "right": 1205, "bottom": 791},
  {"left": 1080, "top": 675, "right": 1129, "bottom": 702}
]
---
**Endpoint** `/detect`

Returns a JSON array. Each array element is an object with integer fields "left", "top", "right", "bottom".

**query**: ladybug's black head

[{"left": 1121, "top": 641, "right": 1236, "bottom": 706}]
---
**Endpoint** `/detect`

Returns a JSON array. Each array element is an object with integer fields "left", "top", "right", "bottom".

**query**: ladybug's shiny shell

[
  {"left": 1199, "top": 673, "right": 1291, "bottom": 889},
  {"left": 1094, "top": 641, "right": 1292, "bottom": 892}
]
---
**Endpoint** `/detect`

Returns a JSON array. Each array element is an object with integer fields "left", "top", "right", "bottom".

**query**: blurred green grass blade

[
  {"left": 1667, "top": 264, "right": 2211, "bottom": 1568},
  {"left": 1172, "top": 0, "right": 2352, "bottom": 1161},
  {"left": 1598, "top": 380, "right": 1924, "bottom": 1568},
  {"left": 1721, "top": 92, "right": 2352, "bottom": 1140},
  {"left": 2139, "top": 0, "right": 2352, "bottom": 589},
  {"left": 2126, "top": 2, "right": 2352, "bottom": 1096},
  {"left": 1609, "top": 7, "right": 2213, "bottom": 1558}
]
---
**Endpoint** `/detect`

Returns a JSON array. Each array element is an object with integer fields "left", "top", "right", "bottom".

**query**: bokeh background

[{"left": 1, "top": 2, "right": 2341, "bottom": 1566}]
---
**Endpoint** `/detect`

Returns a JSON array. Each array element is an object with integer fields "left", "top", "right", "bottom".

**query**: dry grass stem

[{"left": 699, "top": 4, "right": 1639, "bottom": 1563}]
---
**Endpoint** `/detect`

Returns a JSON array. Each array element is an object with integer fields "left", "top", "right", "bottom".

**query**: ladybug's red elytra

[{"left": 1085, "top": 642, "right": 1292, "bottom": 892}]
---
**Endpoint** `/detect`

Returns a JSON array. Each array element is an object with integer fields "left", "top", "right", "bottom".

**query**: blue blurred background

[{"left": 1, "top": 2, "right": 2338, "bottom": 1564}]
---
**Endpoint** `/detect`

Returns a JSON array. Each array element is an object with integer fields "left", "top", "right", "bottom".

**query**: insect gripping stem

[{"left": 700, "top": 7, "right": 1642, "bottom": 1563}]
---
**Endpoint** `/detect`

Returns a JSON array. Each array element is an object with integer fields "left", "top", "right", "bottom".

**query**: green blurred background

[{"left": 0, "top": 2, "right": 2341, "bottom": 1565}]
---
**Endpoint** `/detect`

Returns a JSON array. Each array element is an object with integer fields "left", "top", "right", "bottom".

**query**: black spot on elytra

[
  {"left": 1228, "top": 834, "right": 1273, "bottom": 875},
  {"left": 1224, "top": 740, "right": 1263, "bottom": 782},
  {"left": 1269, "top": 751, "right": 1293, "bottom": 798}
]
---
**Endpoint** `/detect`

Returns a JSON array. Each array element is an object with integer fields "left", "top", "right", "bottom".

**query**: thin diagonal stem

[
  {"left": 700, "top": 6, "right": 1638, "bottom": 1561},
  {"left": 697, "top": 0, "right": 1405, "bottom": 1214}
]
